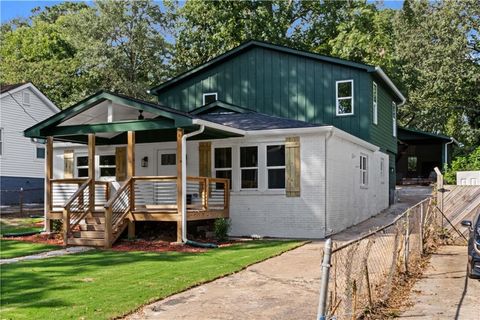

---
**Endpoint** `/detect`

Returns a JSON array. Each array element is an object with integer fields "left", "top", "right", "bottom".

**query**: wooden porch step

[
  {"left": 72, "top": 231, "right": 105, "bottom": 239},
  {"left": 78, "top": 223, "right": 105, "bottom": 231},
  {"left": 67, "top": 238, "right": 105, "bottom": 247},
  {"left": 83, "top": 217, "right": 105, "bottom": 224}
]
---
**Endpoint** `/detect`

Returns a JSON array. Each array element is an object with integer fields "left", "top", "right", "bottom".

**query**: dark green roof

[{"left": 397, "top": 127, "right": 452, "bottom": 143}]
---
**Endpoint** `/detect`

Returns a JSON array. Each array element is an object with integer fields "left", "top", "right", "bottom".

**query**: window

[
  {"left": 360, "top": 154, "right": 368, "bottom": 187},
  {"left": 373, "top": 82, "right": 378, "bottom": 124},
  {"left": 380, "top": 158, "right": 385, "bottom": 181},
  {"left": 36, "top": 146, "right": 45, "bottom": 159},
  {"left": 161, "top": 153, "right": 176, "bottom": 165},
  {"left": 240, "top": 146, "right": 258, "bottom": 189},
  {"left": 336, "top": 80, "right": 354, "bottom": 115},
  {"left": 202, "top": 92, "right": 217, "bottom": 105},
  {"left": 214, "top": 147, "right": 232, "bottom": 189},
  {"left": 0, "top": 128, "right": 3, "bottom": 156},
  {"left": 22, "top": 91, "right": 30, "bottom": 106},
  {"left": 408, "top": 156, "right": 417, "bottom": 172},
  {"left": 267, "top": 145, "right": 285, "bottom": 189},
  {"left": 99, "top": 155, "right": 116, "bottom": 177},
  {"left": 392, "top": 101, "right": 397, "bottom": 137},
  {"left": 76, "top": 156, "right": 89, "bottom": 177}
]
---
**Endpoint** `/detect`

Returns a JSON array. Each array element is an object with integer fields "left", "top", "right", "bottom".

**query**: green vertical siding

[{"left": 156, "top": 46, "right": 398, "bottom": 158}]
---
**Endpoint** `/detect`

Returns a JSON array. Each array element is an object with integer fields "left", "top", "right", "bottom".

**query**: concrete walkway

[
  {"left": 400, "top": 246, "right": 480, "bottom": 320},
  {"left": 0, "top": 246, "right": 93, "bottom": 265}
]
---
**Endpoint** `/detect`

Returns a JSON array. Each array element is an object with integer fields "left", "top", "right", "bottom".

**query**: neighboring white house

[
  {"left": 457, "top": 171, "right": 480, "bottom": 186},
  {"left": 0, "top": 83, "right": 60, "bottom": 205}
]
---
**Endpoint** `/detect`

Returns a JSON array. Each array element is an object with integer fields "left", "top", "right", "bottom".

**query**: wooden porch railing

[
  {"left": 103, "top": 177, "right": 133, "bottom": 247},
  {"left": 62, "top": 178, "right": 91, "bottom": 245}
]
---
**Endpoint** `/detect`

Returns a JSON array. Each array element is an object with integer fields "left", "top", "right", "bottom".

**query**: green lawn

[
  {"left": 0, "top": 240, "right": 303, "bottom": 320},
  {"left": 0, "top": 217, "right": 44, "bottom": 236},
  {"left": 0, "top": 240, "right": 59, "bottom": 259}
]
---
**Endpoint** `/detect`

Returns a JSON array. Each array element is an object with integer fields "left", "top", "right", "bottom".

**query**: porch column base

[
  {"left": 176, "top": 221, "right": 182, "bottom": 243},
  {"left": 44, "top": 218, "right": 52, "bottom": 233},
  {"left": 127, "top": 221, "right": 135, "bottom": 239}
]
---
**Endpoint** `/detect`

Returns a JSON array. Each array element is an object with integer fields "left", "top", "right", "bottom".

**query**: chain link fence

[{"left": 321, "top": 197, "right": 441, "bottom": 319}]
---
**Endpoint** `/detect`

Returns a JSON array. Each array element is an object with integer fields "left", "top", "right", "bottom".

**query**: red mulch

[
  {"left": 112, "top": 239, "right": 239, "bottom": 253},
  {"left": 1, "top": 233, "right": 63, "bottom": 246}
]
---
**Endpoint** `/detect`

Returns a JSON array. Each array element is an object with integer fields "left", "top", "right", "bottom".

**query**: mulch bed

[{"left": 1, "top": 233, "right": 63, "bottom": 246}]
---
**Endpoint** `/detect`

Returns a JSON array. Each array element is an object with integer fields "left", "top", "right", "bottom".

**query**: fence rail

[{"left": 320, "top": 197, "right": 437, "bottom": 320}]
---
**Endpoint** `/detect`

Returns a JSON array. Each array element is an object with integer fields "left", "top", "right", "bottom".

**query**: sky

[{"left": 0, "top": 0, "right": 405, "bottom": 24}]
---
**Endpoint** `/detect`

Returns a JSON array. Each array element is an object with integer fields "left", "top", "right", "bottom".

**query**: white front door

[{"left": 157, "top": 149, "right": 177, "bottom": 176}]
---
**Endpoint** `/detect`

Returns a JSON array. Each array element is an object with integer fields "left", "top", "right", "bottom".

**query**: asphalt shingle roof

[{"left": 197, "top": 112, "right": 322, "bottom": 131}]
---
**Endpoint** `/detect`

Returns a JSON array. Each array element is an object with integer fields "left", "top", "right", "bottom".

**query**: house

[
  {"left": 396, "top": 127, "right": 456, "bottom": 184},
  {"left": 1, "top": 83, "right": 60, "bottom": 205},
  {"left": 457, "top": 171, "right": 480, "bottom": 186},
  {"left": 24, "top": 41, "right": 405, "bottom": 247}
]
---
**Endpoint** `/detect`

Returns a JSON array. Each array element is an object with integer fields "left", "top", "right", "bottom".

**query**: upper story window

[
  {"left": 336, "top": 80, "right": 354, "bottom": 116},
  {"left": 36, "top": 146, "right": 45, "bottom": 159},
  {"left": 202, "top": 92, "right": 217, "bottom": 105},
  {"left": 392, "top": 101, "right": 397, "bottom": 137},
  {"left": 373, "top": 82, "right": 378, "bottom": 124},
  {"left": 214, "top": 147, "right": 232, "bottom": 189},
  {"left": 22, "top": 91, "right": 31, "bottom": 106},
  {"left": 76, "top": 156, "right": 89, "bottom": 177},
  {"left": 360, "top": 154, "right": 368, "bottom": 187},
  {"left": 0, "top": 128, "right": 3, "bottom": 156},
  {"left": 99, "top": 155, "right": 116, "bottom": 177},
  {"left": 267, "top": 145, "right": 285, "bottom": 189},
  {"left": 240, "top": 146, "right": 258, "bottom": 189}
]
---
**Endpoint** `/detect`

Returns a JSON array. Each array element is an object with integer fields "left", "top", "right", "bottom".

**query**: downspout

[
  {"left": 324, "top": 128, "right": 334, "bottom": 237},
  {"left": 181, "top": 125, "right": 218, "bottom": 248},
  {"left": 443, "top": 138, "right": 454, "bottom": 170}
]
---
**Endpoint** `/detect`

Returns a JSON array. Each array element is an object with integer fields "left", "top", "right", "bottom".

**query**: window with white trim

[
  {"left": 392, "top": 101, "right": 397, "bottom": 137},
  {"left": 76, "top": 156, "right": 89, "bottom": 177},
  {"left": 202, "top": 92, "right": 217, "bottom": 105},
  {"left": 99, "top": 155, "right": 116, "bottom": 177},
  {"left": 36, "top": 146, "right": 45, "bottom": 159},
  {"left": 23, "top": 91, "right": 31, "bottom": 106},
  {"left": 360, "top": 154, "right": 368, "bottom": 187},
  {"left": 380, "top": 158, "right": 385, "bottom": 183},
  {"left": 214, "top": 147, "right": 232, "bottom": 189},
  {"left": 336, "top": 80, "right": 354, "bottom": 115},
  {"left": 373, "top": 82, "right": 378, "bottom": 124},
  {"left": 266, "top": 145, "right": 285, "bottom": 189},
  {"left": 240, "top": 146, "right": 258, "bottom": 189},
  {"left": 0, "top": 128, "right": 3, "bottom": 156}
]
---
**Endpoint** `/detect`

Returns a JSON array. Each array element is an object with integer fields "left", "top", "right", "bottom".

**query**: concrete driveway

[
  {"left": 125, "top": 242, "right": 323, "bottom": 320},
  {"left": 400, "top": 245, "right": 480, "bottom": 320}
]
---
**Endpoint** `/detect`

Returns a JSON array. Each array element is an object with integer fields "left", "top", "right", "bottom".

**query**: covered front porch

[{"left": 24, "top": 92, "right": 242, "bottom": 247}]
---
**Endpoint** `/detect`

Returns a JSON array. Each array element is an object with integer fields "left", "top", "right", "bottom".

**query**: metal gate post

[{"left": 318, "top": 238, "right": 332, "bottom": 320}]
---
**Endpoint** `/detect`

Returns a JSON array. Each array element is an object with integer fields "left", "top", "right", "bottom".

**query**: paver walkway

[
  {"left": 400, "top": 245, "right": 480, "bottom": 320},
  {"left": 125, "top": 186, "right": 432, "bottom": 320},
  {"left": 0, "top": 246, "right": 93, "bottom": 264}
]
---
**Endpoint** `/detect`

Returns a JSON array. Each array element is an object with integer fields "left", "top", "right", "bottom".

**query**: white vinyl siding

[
  {"left": 373, "top": 82, "right": 378, "bottom": 124},
  {"left": 0, "top": 87, "right": 57, "bottom": 178},
  {"left": 0, "top": 128, "right": 3, "bottom": 156},
  {"left": 336, "top": 80, "right": 354, "bottom": 116}
]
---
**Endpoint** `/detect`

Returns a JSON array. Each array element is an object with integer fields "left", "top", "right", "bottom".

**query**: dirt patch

[{"left": 112, "top": 239, "right": 238, "bottom": 253}]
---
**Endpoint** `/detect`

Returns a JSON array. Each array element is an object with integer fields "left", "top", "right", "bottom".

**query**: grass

[
  {"left": 0, "top": 217, "right": 44, "bottom": 236},
  {"left": 0, "top": 240, "right": 303, "bottom": 320},
  {"left": 0, "top": 240, "right": 59, "bottom": 259}
]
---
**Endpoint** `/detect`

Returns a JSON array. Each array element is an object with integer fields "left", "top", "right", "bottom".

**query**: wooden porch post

[
  {"left": 127, "top": 131, "right": 135, "bottom": 238},
  {"left": 45, "top": 136, "right": 53, "bottom": 232},
  {"left": 88, "top": 134, "right": 95, "bottom": 213},
  {"left": 176, "top": 128, "right": 184, "bottom": 243}
]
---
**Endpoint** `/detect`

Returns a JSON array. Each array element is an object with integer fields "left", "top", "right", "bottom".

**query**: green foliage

[
  {"left": 214, "top": 218, "right": 231, "bottom": 242},
  {"left": 1, "top": 240, "right": 302, "bottom": 319},
  {"left": 444, "top": 147, "right": 480, "bottom": 184}
]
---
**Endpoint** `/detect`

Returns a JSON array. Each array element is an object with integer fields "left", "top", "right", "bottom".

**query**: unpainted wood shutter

[
  {"left": 116, "top": 147, "right": 127, "bottom": 181},
  {"left": 64, "top": 149, "right": 74, "bottom": 178},
  {"left": 285, "top": 136, "right": 300, "bottom": 197},
  {"left": 198, "top": 142, "right": 212, "bottom": 177}
]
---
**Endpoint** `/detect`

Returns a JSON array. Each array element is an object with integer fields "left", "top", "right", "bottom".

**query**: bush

[
  {"left": 214, "top": 218, "right": 230, "bottom": 242},
  {"left": 444, "top": 146, "right": 480, "bottom": 184}
]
